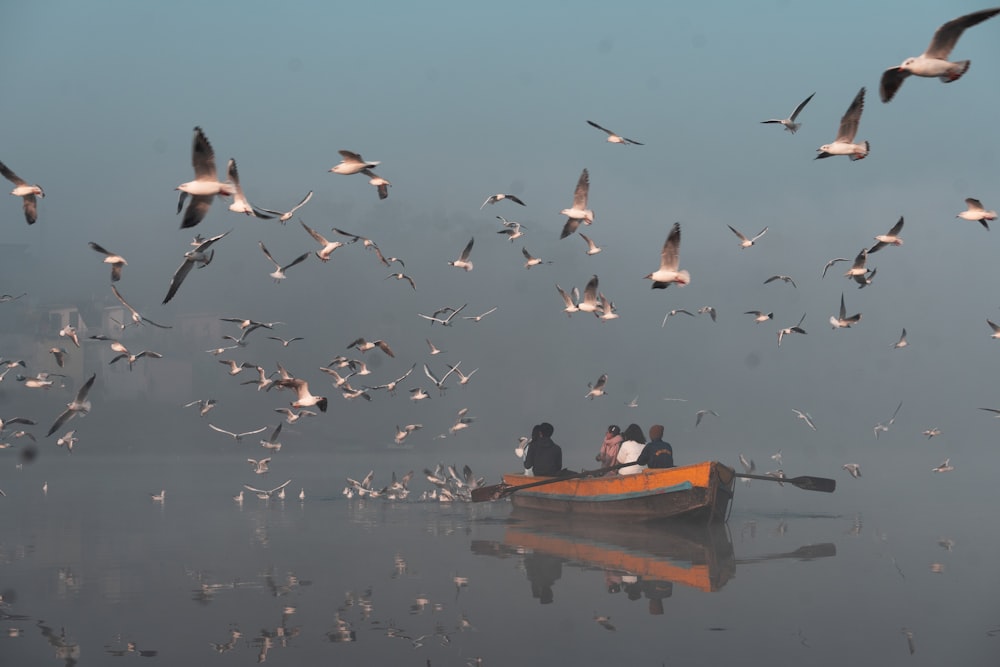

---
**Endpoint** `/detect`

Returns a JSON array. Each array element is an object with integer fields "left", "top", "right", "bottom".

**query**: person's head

[
  {"left": 539, "top": 422, "right": 554, "bottom": 438},
  {"left": 607, "top": 424, "right": 621, "bottom": 437},
  {"left": 623, "top": 423, "right": 645, "bottom": 443},
  {"left": 530, "top": 424, "right": 543, "bottom": 441},
  {"left": 649, "top": 424, "right": 664, "bottom": 441}
]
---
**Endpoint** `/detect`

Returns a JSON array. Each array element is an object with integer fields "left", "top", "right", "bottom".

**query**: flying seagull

[
  {"left": 815, "top": 87, "right": 869, "bottom": 161},
  {"left": 87, "top": 242, "right": 128, "bottom": 282},
  {"left": 957, "top": 198, "right": 996, "bottom": 230},
  {"left": 175, "top": 127, "right": 235, "bottom": 229},
  {"left": 830, "top": 292, "right": 862, "bottom": 328},
  {"left": 112, "top": 285, "right": 172, "bottom": 329},
  {"left": 792, "top": 409, "right": 817, "bottom": 431},
  {"left": 209, "top": 423, "right": 268, "bottom": 442},
  {"left": 644, "top": 222, "right": 690, "bottom": 289},
  {"left": 481, "top": 193, "right": 526, "bottom": 209},
  {"left": 0, "top": 159, "right": 44, "bottom": 224},
  {"left": 255, "top": 190, "right": 314, "bottom": 224},
  {"left": 585, "top": 120, "right": 643, "bottom": 145},
  {"left": 869, "top": 216, "right": 905, "bottom": 253},
  {"left": 300, "top": 220, "right": 348, "bottom": 261},
  {"left": 727, "top": 225, "right": 768, "bottom": 249},
  {"left": 259, "top": 241, "right": 309, "bottom": 282},
  {"left": 560, "top": 168, "right": 594, "bottom": 239},
  {"left": 760, "top": 92, "right": 815, "bottom": 134},
  {"left": 777, "top": 314, "right": 807, "bottom": 347},
  {"left": 329, "top": 150, "right": 380, "bottom": 175},
  {"left": 226, "top": 159, "right": 273, "bottom": 218},
  {"left": 764, "top": 274, "right": 796, "bottom": 288},
  {"left": 162, "top": 230, "right": 232, "bottom": 304},
  {"left": 360, "top": 168, "right": 391, "bottom": 200},
  {"left": 585, "top": 373, "right": 608, "bottom": 400},
  {"left": 448, "top": 237, "right": 475, "bottom": 271},
  {"left": 879, "top": 8, "right": 1000, "bottom": 103},
  {"left": 46, "top": 373, "right": 95, "bottom": 437}
]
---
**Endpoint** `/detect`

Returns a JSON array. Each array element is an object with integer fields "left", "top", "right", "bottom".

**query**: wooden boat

[{"left": 499, "top": 460, "right": 736, "bottom": 523}]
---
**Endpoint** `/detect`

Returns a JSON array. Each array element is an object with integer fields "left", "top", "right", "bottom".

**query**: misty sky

[{"left": 2, "top": 1, "right": 1000, "bottom": 481}]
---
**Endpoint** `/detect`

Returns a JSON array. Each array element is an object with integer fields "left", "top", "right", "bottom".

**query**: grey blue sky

[{"left": 2, "top": 1, "right": 1000, "bottom": 488}]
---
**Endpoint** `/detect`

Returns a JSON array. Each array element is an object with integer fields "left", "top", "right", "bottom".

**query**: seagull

[
  {"left": 873, "top": 401, "right": 903, "bottom": 439},
  {"left": 56, "top": 430, "right": 77, "bottom": 452},
  {"left": 259, "top": 242, "right": 309, "bottom": 282},
  {"left": 842, "top": 463, "right": 862, "bottom": 479},
  {"left": 347, "top": 337, "right": 395, "bottom": 357},
  {"left": 394, "top": 423, "right": 422, "bottom": 445},
  {"left": 208, "top": 423, "right": 268, "bottom": 442},
  {"left": 695, "top": 409, "right": 719, "bottom": 427},
  {"left": 869, "top": 216, "right": 905, "bottom": 253},
  {"left": 495, "top": 216, "right": 526, "bottom": 242},
  {"left": 738, "top": 454, "right": 755, "bottom": 474},
  {"left": 893, "top": 328, "right": 909, "bottom": 349},
  {"left": 644, "top": 223, "right": 690, "bottom": 289},
  {"left": 49, "top": 347, "right": 67, "bottom": 368},
  {"left": 879, "top": 8, "right": 1000, "bottom": 103},
  {"left": 0, "top": 416, "right": 36, "bottom": 434},
  {"left": 579, "top": 232, "right": 602, "bottom": 255},
  {"left": 409, "top": 387, "right": 431, "bottom": 401},
  {"left": 359, "top": 168, "right": 390, "bottom": 200},
  {"left": 661, "top": 308, "right": 695, "bottom": 327},
  {"left": 184, "top": 398, "right": 217, "bottom": 417},
  {"left": 300, "top": 220, "right": 347, "bottom": 261},
  {"left": 727, "top": 225, "right": 768, "bottom": 249},
  {"left": 241, "top": 365, "right": 277, "bottom": 391},
  {"left": 745, "top": 310, "right": 774, "bottom": 323},
  {"left": 792, "top": 409, "right": 817, "bottom": 431},
  {"left": 698, "top": 306, "right": 717, "bottom": 322},
  {"left": 448, "top": 237, "right": 475, "bottom": 271},
  {"left": 46, "top": 373, "right": 96, "bottom": 437},
  {"left": 815, "top": 87, "right": 869, "bottom": 161},
  {"left": 385, "top": 272, "right": 416, "bottom": 289},
  {"left": 59, "top": 325, "right": 81, "bottom": 348},
  {"left": 586, "top": 120, "right": 643, "bottom": 145},
  {"left": 175, "top": 127, "right": 236, "bottom": 229},
  {"left": 844, "top": 248, "right": 869, "bottom": 280},
  {"left": 463, "top": 306, "right": 498, "bottom": 322},
  {"left": 578, "top": 275, "right": 601, "bottom": 313},
  {"left": 162, "top": 230, "right": 232, "bottom": 304},
  {"left": 760, "top": 92, "right": 815, "bottom": 134},
  {"left": 585, "top": 373, "right": 608, "bottom": 400},
  {"left": 423, "top": 363, "right": 458, "bottom": 395},
  {"left": 255, "top": 190, "right": 314, "bottom": 224},
  {"left": 247, "top": 457, "right": 272, "bottom": 474},
  {"left": 481, "top": 193, "right": 526, "bottom": 209},
  {"left": 87, "top": 242, "right": 128, "bottom": 282},
  {"left": 821, "top": 257, "right": 851, "bottom": 279},
  {"left": 110, "top": 350, "right": 163, "bottom": 371},
  {"left": 625, "top": 395, "right": 639, "bottom": 408},
  {"left": 273, "top": 367, "right": 328, "bottom": 412},
  {"left": 0, "top": 160, "right": 44, "bottom": 224},
  {"left": 988, "top": 319, "right": 1000, "bottom": 339},
  {"left": 556, "top": 284, "right": 580, "bottom": 316},
  {"left": 830, "top": 293, "right": 862, "bottom": 329},
  {"left": 418, "top": 303, "right": 467, "bottom": 325},
  {"left": 425, "top": 339, "right": 444, "bottom": 355},
  {"left": 243, "top": 479, "right": 292, "bottom": 500},
  {"left": 112, "top": 285, "right": 172, "bottom": 329},
  {"left": 764, "top": 274, "right": 796, "bottom": 288},
  {"left": 329, "top": 150, "right": 380, "bottom": 175},
  {"left": 225, "top": 159, "right": 272, "bottom": 218},
  {"left": 267, "top": 335, "right": 304, "bottom": 347},
  {"left": 274, "top": 408, "right": 316, "bottom": 424},
  {"left": 447, "top": 363, "right": 478, "bottom": 386},
  {"left": 219, "top": 359, "right": 254, "bottom": 376},
  {"left": 151, "top": 490, "right": 166, "bottom": 503},
  {"left": 931, "top": 458, "right": 954, "bottom": 473},
  {"left": 597, "top": 293, "right": 618, "bottom": 321},
  {"left": 521, "top": 247, "right": 551, "bottom": 269},
  {"left": 957, "top": 198, "right": 997, "bottom": 230},
  {"left": 0, "top": 293, "right": 26, "bottom": 303},
  {"left": 560, "top": 168, "right": 594, "bottom": 238},
  {"left": 770, "top": 450, "right": 783, "bottom": 466}
]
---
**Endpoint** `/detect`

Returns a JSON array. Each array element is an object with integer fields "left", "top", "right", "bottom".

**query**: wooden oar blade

[
  {"left": 789, "top": 475, "right": 836, "bottom": 493},
  {"left": 471, "top": 484, "right": 508, "bottom": 503}
]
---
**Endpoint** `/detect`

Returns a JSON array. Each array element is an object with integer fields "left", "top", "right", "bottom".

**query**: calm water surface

[{"left": 1, "top": 448, "right": 997, "bottom": 666}]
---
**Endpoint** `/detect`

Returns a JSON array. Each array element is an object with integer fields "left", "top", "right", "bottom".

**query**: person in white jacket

[{"left": 616, "top": 423, "right": 647, "bottom": 474}]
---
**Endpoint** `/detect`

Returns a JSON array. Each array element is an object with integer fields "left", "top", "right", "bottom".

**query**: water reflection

[{"left": 473, "top": 511, "right": 835, "bottom": 612}]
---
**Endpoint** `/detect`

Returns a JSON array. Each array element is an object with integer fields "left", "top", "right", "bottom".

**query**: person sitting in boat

[
  {"left": 636, "top": 424, "right": 674, "bottom": 469},
  {"left": 616, "top": 423, "right": 647, "bottom": 474},
  {"left": 595, "top": 424, "right": 623, "bottom": 471},
  {"left": 523, "top": 422, "right": 563, "bottom": 476}
]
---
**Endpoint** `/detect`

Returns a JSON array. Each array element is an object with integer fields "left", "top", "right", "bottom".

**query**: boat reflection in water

[{"left": 472, "top": 511, "right": 835, "bottom": 614}]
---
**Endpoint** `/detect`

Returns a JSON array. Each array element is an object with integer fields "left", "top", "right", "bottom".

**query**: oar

[
  {"left": 735, "top": 472, "right": 836, "bottom": 493},
  {"left": 471, "top": 462, "right": 629, "bottom": 503}
]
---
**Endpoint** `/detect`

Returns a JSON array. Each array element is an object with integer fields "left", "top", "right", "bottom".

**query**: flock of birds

[{"left": 2, "top": 8, "right": 1000, "bottom": 506}]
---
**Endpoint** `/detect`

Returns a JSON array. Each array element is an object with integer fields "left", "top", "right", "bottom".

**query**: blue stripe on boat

[{"left": 518, "top": 480, "right": 694, "bottom": 502}]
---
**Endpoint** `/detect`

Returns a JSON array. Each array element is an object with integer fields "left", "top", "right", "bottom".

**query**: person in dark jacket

[
  {"left": 636, "top": 424, "right": 674, "bottom": 468},
  {"left": 524, "top": 422, "right": 563, "bottom": 476}
]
